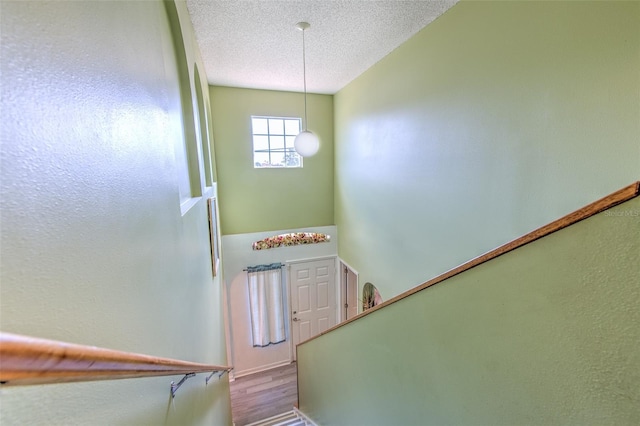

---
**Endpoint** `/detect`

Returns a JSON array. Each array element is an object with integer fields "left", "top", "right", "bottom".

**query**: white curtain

[{"left": 247, "top": 266, "right": 286, "bottom": 347}]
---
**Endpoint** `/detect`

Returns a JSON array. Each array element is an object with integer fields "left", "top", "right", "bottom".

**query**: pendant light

[{"left": 294, "top": 22, "right": 320, "bottom": 158}]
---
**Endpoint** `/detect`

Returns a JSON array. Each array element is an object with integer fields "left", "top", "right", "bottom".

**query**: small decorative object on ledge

[{"left": 252, "top": 232, "right": 330, "bottom": 250}]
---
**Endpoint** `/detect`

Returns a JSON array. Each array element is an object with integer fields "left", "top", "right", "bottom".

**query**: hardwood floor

[{"left": 230, "top": 362, "right": 298, "bottom": 426}]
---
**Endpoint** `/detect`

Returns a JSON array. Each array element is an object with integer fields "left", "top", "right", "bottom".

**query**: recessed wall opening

[
  {"left": 194, "top": 65, "right": 213, "bottom": 188},
  {"left": 362, "top": 282, "right": 382, "bottom": 312},
  {"left": 164, "top": 0, "right": 202, "bottom": 212}
]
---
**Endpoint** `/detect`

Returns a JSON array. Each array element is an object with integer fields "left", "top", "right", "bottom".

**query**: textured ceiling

[{"left": 186, "top": 0, "right": 458, "bottom": 94}]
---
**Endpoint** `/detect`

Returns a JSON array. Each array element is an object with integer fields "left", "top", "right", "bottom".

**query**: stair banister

[{"left": 0, "top": 332, "right": 232, "bottom": 397}]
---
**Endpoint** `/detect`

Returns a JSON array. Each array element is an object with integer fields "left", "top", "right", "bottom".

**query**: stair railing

[
  {"left": 0, "top": 332, "right": 232, "bottom": 398},
  {"left": 299, "top": 181, "right": 640, "bottom": 346}
]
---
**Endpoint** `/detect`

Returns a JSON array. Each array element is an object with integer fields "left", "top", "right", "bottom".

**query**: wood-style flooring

[{"left": 230, "top": 362, "right": 298, "bottom": 426}]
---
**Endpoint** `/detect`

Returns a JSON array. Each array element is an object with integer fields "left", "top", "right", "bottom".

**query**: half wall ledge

[{"left": 298, "top": 181, "right": 640, "bottom": 347}]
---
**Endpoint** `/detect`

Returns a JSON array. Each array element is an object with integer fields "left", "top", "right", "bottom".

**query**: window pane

[
  {"left": 285, "top": 136, "right": 296, "bottom": 148},
  {"left": 252, "top": 116, "right": 303, "bottom": 168},
  {"left": 254, "top": 152, "right": 269, "bottom": 168},
  {"left": 253, "top": 135, "right": 269, "bottom": 151},
  {"left": 252, "top": 118, "right": 268, "bottom": 134},
  {"left": 285, "top": 149, "right": 302, "bottom": 167},
  {"left": 270, "top": 136, "right": 285, "bottom": 150},
  {"left": 285, "top": 119, "right": 301, "bottom": 136},
  {"left": 270, "top": 152, "right": 285, "bottom": 167},
  {"left": 268, "top": 119, "right": 284, "bottom": 135}
]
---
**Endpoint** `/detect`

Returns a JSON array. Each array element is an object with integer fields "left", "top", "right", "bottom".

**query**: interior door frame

[
  {"left": 338, "top": 258, "right": 359, "bottom": 322},
  {"left": 286, "top": 255, "right": 339, "bottom": 361}
]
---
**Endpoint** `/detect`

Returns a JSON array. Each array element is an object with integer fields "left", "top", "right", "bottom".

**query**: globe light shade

[{"left": 294, "top": 130, "right": 320, "bottom": 157}]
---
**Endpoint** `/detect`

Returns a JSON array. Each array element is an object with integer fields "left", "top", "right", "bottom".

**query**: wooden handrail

[
  {"left": 0, "top": 332, "right": 232, "bottom": 387},
  {"left": 299, "top": 181, "right": 640, "bottom": 346}
]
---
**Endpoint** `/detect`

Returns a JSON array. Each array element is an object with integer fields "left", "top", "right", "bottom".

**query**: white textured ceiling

[{"left": 186, "top": 0, "right": 458, "bottom": 95}]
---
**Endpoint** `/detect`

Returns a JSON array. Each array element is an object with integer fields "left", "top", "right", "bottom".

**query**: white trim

[
  {"left": 293, "top": 407, "right": 318, "bottom": 426},
  {"left": 336, "top": 257, "right": 359, "bottom": 276},
  {"left": 179, "top": 185, "right": 214, "bottom": 217},
  {"left": 202, "top": 185, "right": 214, "bottom": 198},
  {"left": 338, "top": 258, "right": 360, "bottom": 321},
  {"left": 232, "top": 359, "right": 293, "bottom": 379},
  {"left": 283, "top": 266, "right": 295, "bottom": 362},
  {"left": 285, "top": 254, "right": 337, "bottom": 265},
  {"left": 180, "top": 196, "right": 201, "bottom": 216}
]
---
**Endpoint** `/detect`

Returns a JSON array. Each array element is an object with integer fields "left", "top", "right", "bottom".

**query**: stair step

[
  {"left": 244, "top": 409, "right": 314, "bottom": 426},
  {"left": 272, "top": 418, "right": 305, "bottom": 426}
]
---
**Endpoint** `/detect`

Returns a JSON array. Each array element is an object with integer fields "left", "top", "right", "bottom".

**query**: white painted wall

[{"left": 222, "top": 226, "right": 337, "bottom": 377}]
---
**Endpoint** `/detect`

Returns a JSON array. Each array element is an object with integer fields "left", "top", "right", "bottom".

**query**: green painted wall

[
  {"left": 210, "top": 86, "right": 334, "bottom": 235},
  {"left": 334, "top": 1, "right": 640, "bottom": 299},
  {"left": 299, "top": 196, "right": 640, "bottom": 425},
  {"left": 0, "top": 1, "right": 231, "bottom": 425}
]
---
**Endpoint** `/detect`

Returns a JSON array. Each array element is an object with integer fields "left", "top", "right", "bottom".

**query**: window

[{"left": 251, "top": 116, "right": 302, "bottom": 168}]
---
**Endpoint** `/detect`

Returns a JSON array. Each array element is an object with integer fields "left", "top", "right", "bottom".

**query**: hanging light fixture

[{"left": 294, "top": 21, "right": 320, "bottom": 158}]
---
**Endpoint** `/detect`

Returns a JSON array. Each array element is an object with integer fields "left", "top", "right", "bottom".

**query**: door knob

[{"left": 293, "top": 317, "right": 299, "bottom": 322}]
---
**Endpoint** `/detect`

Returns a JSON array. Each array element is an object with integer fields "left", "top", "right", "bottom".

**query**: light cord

[{"left": 302, "top": 27, "right": 308, "bottom": 131}]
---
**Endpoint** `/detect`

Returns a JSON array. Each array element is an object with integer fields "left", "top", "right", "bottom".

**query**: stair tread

[
  {"left": 245, "top": 409, "right": 315, "bottom": 426},
  {"left": 245, "top": 410, "right": 302, "bottom": 426},
  {"left": 272, "top": 418, "right": 305, "bottom": 426}
]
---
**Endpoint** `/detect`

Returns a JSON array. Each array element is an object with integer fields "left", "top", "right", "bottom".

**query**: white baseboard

[{"left": 233, "top": 359, "right": 293, "bottom": 378}]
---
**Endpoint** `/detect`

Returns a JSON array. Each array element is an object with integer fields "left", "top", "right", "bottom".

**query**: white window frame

[{"left": 251, "top": 116, "right": 303, "bottom": 168}]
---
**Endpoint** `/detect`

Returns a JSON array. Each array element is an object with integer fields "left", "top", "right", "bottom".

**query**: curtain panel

[{"left": 247, "top": 264, "right": 286, "bottom": 347}]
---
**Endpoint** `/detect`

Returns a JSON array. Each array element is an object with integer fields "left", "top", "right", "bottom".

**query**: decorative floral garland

[{"left": 252, "top": 232, "right": 330, "bottom": 250}]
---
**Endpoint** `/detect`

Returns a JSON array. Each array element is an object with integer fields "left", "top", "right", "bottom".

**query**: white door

[{"left": 290, "top": 259, "right": 337, "bottom": 351}]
